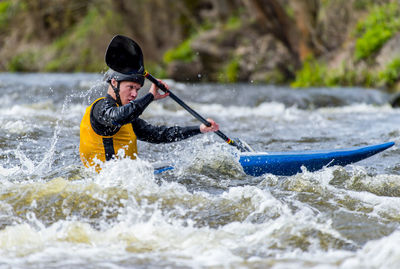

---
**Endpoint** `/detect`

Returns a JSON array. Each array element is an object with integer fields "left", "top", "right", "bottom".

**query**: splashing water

[{"left": 0, "top": 73, "right": 400, "bottom": 268}]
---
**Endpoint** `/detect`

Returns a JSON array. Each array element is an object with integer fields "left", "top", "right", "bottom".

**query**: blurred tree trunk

[
  {"left": 19, "top": 0, "right": 90, "bottom": 41},
  {"left": 243, "top": 0, "right": 326, "bottom": 64},
  {"left": 111, "top": 0, "right": 186, "bottom": 61},
  {"left": 290, "top": 0, "right": 327, "bottom": 57},
  {"left": 243, "top": 0, "right": 300, "bottom": 64},
  {"left": 195, "top": 0, "right": 240, "bottom": 22}
]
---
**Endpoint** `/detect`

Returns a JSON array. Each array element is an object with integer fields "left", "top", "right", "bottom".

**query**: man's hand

[
  {"left": 149, "top": 79, "right": 170, "bottom": 100},
  {"left": 200, "top": 118, "right": 220, "bottom": 133}
]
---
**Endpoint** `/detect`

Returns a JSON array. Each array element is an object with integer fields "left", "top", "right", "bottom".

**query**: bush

[
  {"left": 8, "top": 51, "right": 38, "bottom": 72},
  {"left": 44, "top": 6, "right": 110, "bottom": 72},
  {"left": 225, "top": 15, "right": 241, "bottom": 30},
  {"left": 217, "top": 57, "right": 240, "bottom": 83},
  {"left": 163, "top": 38, "right": 196, "bottom": 64},
  {"left": 0, "top": 0, "right": 12, "bottom": 31},
  {"left": 354, "top": 2, "right": 400, "bottom": 60},
  {"left": 291, "top": 58, "right": 328, "bottom": 88},
  {"left": 379, "top": 58, "right": 400, "bottom": 87}
]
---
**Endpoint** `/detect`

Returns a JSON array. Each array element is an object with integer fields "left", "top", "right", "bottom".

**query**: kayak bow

[{"left": 155, "top": 142, "right": 395, "bottom": 176}]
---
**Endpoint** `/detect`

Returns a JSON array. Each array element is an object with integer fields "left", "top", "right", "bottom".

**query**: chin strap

[{"left": 110, "top": 81, "right": 122, "bottom": 106}]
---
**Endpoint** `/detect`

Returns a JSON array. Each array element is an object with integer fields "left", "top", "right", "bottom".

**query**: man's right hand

[{"left": 149, "top": 79, "right": 170, "bottom": 100}]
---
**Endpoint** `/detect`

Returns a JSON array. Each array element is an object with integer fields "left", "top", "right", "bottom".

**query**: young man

[{"left": 79, "top": 69, "right": 219, "bottom": 170}]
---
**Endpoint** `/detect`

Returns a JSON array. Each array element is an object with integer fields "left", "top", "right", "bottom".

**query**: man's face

[{"left": 116, "top": 80, "right": 142, "bottom": 105}]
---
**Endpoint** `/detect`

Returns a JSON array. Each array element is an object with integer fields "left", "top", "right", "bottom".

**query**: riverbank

[{"left": 1, "top": 0, "right": 400, "bottom": 91}]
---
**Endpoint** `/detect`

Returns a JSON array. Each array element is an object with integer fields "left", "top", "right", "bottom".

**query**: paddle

[{"left": 105, "top": 35, "right": 252, "bottom": 152}]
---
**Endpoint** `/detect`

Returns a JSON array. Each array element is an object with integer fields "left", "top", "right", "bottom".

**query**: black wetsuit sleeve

[
  {"left": 92, "top": 93, "right": 154, "bottom": 128},
  {"left": 132, "top": 118, "right": 201, "bottom": 144}
]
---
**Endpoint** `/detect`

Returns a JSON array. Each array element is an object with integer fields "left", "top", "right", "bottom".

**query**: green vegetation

[
  {"left": 292, "top": 2, "right": 400, "bottom": 89},
  {"left": 353, "top": 0, "right": 377, "bottom": 10},
  {"left": 218, "top": 57, "right": 240, "bottom": 83},
  {"left": 354, "top": 2, "right": 400, "bottom": 60},
  {"left": 0, "top": 0, "right": 12, "bottom": 31},
  {"left": 45, "top": 6, "right": 113, "bottom": 72},
  {"left": 8, "top": 51, "right": 38, "bottom": 72},
  {"left": 379, "top": 58, "right": 400, "bottom": 87},
  {"left": 226, "top": 57, "right": 240, "bottom": 82},
  {"left": 334, "top": 67, "right": 359, "bottom": 87},
  {"left": 163, "top": 13, "right": 244, "bottom": 82},
  {"left": 163, "top": 38, "right": 196, "bottom": 64},
  {"left": 224, "top": 15, "right": 241, "bottom": 30},
  {"left": 291, "top": 58, "right": 378, "bottom": 88},
  {"left": 199, "top": 19, "right": 214, "bottom": 32},
  {"left": 291, "top": 58, "right": 328, "bottom": 87},
  {"left": 145, "top": 62, "right": 167, "bottom": 79},
  {"left": 2, "top": 0, "right": 400, "bottom": 89},
  {"left": 263, "top": 68, "right": 286, "bottom": 84}
]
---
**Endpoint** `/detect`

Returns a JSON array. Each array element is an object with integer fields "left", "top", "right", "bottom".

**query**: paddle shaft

[{"left": 144, "top": 72, "right": 246, "bottom": 151}]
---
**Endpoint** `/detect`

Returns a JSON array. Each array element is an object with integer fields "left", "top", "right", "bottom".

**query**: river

[{"left": 0, "top": 73, "right": 400, "bottom": 268}]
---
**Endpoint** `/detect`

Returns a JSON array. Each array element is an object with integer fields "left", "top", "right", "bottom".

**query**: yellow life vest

[{"left": 79, "top": 97, "right": 138, "bottom": 170}]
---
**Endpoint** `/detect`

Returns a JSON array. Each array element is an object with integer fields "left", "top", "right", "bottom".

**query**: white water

[{"left": 0, "top": 73, "right": 400, "bottom": 268}]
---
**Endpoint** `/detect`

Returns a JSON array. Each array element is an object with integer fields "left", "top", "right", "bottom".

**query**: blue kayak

[{"left": 154, "top": 142, "right": 395, "bottom": 177}]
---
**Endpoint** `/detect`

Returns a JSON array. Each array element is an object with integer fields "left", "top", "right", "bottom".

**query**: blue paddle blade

[{"left": 154, "top": 165, "right": 174, "bottom": 174}]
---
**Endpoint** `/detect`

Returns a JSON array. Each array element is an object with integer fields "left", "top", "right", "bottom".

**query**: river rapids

[{"left": 1, "top": 73, "right": 400, "bottom": 268}]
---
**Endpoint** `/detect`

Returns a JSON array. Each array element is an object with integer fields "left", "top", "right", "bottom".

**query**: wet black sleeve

[
  {"left": 92, "top": 93, "right": 154, "bottom": 127},
  {"left": 132, "top": 118, "right": 201, "bottom": 143}
]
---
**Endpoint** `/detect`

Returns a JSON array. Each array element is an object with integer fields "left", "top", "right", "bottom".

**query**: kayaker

[{"left": 79, "top": 69, "right": 219, "bottom": 170}]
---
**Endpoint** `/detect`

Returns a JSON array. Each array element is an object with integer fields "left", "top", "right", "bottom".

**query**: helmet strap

[{"left": 110, "top": 81, "right": 122, "bottom": 106}]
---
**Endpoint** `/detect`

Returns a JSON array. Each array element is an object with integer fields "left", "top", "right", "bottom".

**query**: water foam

[{"left": 341, "top": 230, "right": 400, "bottom": 269}]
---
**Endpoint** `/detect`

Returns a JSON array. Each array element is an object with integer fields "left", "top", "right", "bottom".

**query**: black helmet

[{"left": 105, "top": 69, "right": 144, "bottom": 86}]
